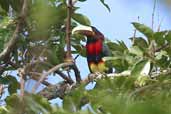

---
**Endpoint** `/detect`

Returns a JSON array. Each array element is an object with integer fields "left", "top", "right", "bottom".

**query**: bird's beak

[{"left": 72, "top": 25, "right": 95, "bottom": 36}]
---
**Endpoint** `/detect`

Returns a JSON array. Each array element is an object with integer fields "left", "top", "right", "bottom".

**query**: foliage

[{"left": 0, "top": 0, "right": 171, "bottom": 114}]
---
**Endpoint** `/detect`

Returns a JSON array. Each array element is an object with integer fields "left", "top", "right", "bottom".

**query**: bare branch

[
  {"left": 152, "top": 0, "right": 157, "bottom": 30},
  {"left": 29, "top": 72, "right": 51, "bottom": 86},
  {"left": 65, "top": 0, "right": 81, "bottom": 83},
  {"left": 157, "top": 17, "right": 164, "bottom": 32},
  {"left": 18, "top": 68, "right": 26, "bottom": 100},
  {"left": 32, "top": 62, "right": 74, "bottom": 93},
  {"left": 72, "top": 64, "right": 81, "bottom": 83},
  {"left": 39, "top": 71, "right": 131, "bottom": 99},
  {"left": 65, "top": 0, "right": 73, "bottom": 61},
  {"left": 38, "top": 82, "right": 72, "bottom": 100},
  {"left": 0, "top": 85, "right": 4, "bottom": 98},
  {"left": 55, "top": 70, "right": 74, "bottom": 84}
]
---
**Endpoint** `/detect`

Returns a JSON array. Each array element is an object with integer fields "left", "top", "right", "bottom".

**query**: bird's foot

[{"left": 88, "top": 72, "right": 106, "bottom": 83}]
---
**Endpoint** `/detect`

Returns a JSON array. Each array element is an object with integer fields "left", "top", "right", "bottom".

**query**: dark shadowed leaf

[
  {"left": 7, "top": 76, "right": 19, "bottom": 94},
  {"left": 154, "top": 31, "right": 166, "bottom": 46},
  {"left": 78, "top": 0, "right": 87, "bottom": 2},
  {"left": 0, "top": 0, "right": 9, "bottom": 12},
  {"left": 99, "top": 0, "right": 111, "bottom": 12},
  {"left": 164, "top": 31, "right": 171, "bottom": 42},
  {"left": 9, "top": 0, "right": 22, "bottom": 12}
]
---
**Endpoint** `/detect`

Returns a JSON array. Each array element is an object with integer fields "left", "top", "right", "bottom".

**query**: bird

[{"left": 72, "top": 25, "right": 112, "bottom": 73}]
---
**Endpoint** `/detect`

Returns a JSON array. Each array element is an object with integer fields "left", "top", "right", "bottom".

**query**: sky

[{"left": 75, "top": 0, "right": 171, "bottom": 78}]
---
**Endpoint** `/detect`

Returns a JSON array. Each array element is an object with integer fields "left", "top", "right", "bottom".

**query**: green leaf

[
  {"left": 131, "top": 59, "right": 148, "bottom": 77},
  {"left": 103, "top": 57, "right": 121, "bottom": 61},
  {"left": 78, "top": 0, "right": 87, "bottom": 2},
  {"left": 164, "top": 31, "right": 171, "bottom": 43},
  {"left": 0, "top": 5, "right": 7, "bottom": 16},
  {"left": 155, "top": 51, "right": 170, "bottom": 68},
  {"left": 107, "top": 40, "right": 128, "bottom": 52},
  {"left": 99, "top": 0, "right": 111, "bottom": 12},
  {"left": 129, "top": 37, "right": 148, "bottom": 48},
  {"left": 155, "top": 51, "right": 168, "bottom": 60},
  {"left": 9, "top": 0, "right": 22, "bottom": 12},
  {"left": 154, "top": 31, "right": 166, "bottom": 46},
  {"left": 5, "top": 94, "right": 21, "bottom": 109},
  {"left": 117, "top": 40, "right": 128, "bottom": 50},
  {"left": 0, "top": 75, "right": 19, "bottom": 85},
  {"left": 129, "top": 46, "right": 144, "bottom": 57},
  {"left": 132, "top": 22, "right": 154, "bottom": 43},
  {"left": 72, "top": 13, "right": 91, "bottom": 26},
  {"left": 103, "top": 56, "right": 129, "bottom": 72},
  {"left": 7, "top": 76, "right": 19, "bottom": 94},
  {"left": 0, "top": 0, "right": 9, "bottom": 12}
]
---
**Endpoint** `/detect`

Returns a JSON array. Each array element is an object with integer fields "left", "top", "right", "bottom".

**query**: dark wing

[
  {"left": 102, "top": 42, "right": 112, "bottom": 57},
  {"left": 102, "top": 42, "right": 113, "bottom": 73}
]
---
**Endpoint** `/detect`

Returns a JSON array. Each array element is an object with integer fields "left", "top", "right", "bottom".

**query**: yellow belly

[{"left": 90, "top": 62, "right": 108, "bottom": 73}]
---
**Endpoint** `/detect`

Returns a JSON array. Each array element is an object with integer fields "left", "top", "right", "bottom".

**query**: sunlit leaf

[
  {"left": 129, "top": 46, "right": 144, "bottom": 57},
  {"left": 131, "top": 59, "right": 148, "bottom": 77},
  {"left": 129, "top": 37, "right": 148, "bottom": 48},
  {"left": 73, "top": 13, "right": 91, "bottom": 26},
  {"left": 132, "top": 22, "right": 154, "bottom": 43}
]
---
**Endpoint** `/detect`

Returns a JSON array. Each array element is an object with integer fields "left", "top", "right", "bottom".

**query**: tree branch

[
  {"left": 39, "top": 71, "right": 131, "bottom": 100},
  {"left": 65, "top": 0, "right": 73, "bottom": 60},
  {"left": 72, "top": 63, "right": 81, "bottom": 83},
  {"left": 38, "top": 82, "right": 72, "bottom": 99},
  {"left": 155, "top": 43, "right": 169, "bottom": 52},
  {"left": 64, "top": 0, "right": 81, "bottom": 83},
  {"left": 55, "top": 70, "right": 74, "bottom": 84},
  {"left": 32, "top": 62, "right": 74, "bottom": 93},
  {"left": 0, "top": 0, "right": 28, "bottom": 62},
  {"left": 18, "top": 68, "right": 26, "bottom": 100},
  {"left": 29, "top": 72, "right": 51, "bottom": 86}
]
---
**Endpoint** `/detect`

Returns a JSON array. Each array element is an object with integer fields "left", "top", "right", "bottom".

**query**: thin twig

[
  {"left": 157, "top": 17, "right": 164, "bottom": 32},
  {"left": 72, "top": 64, "right": 81, "bottom": 83},
  {"left": 32, "top": 62, "right": 74, "bottom": 93},
  {"left": 55, "top": 70, "right": 74, "bottom": 84},
  {"left": 152, "top": 0, "right": 157, "bottom": 30},
  {"left": 74, "top": 54, "right": 80, "bottom": 61},
  {"left": 29, "top": 72, "right": 51, "bottom": 86}
]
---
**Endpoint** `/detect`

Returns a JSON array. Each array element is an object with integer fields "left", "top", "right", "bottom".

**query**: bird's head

[{"left": 72, "top": 25, "right": 104, "bottom": 42}]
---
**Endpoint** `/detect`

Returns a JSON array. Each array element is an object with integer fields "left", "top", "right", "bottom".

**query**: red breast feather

[{"left": 86, "top": 39, "right": 103, "bottom": 55}]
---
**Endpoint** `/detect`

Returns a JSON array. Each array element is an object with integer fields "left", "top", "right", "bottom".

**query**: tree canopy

[{"left": 0, "top": 0, "right": 171, "bottom": 114}]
